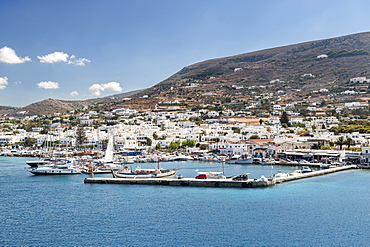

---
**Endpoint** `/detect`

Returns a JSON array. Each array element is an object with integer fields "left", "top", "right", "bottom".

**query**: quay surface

[
  {"left": 84, "top": 177, "right": 275, "bottom": 188},
  {"left": 84, "top": 165, "right": 358, "bottom": 188},
  {"left": 274, "top": 165, "right": 357, "bottom": 183}
]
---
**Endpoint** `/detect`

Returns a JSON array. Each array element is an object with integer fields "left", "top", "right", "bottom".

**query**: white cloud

[
  {"left": 70, "top": 91, "right": 79, "bottom": 96},
  {"left": 89, "top": 84, "right": 104, "bottom": 96},
  {"left": 89, "top": 81, "right": 122, "bottom": 96},
  {"left": 38, "top": 51, "right": 91, "bottom": 66},
  {"left": 0, "top": 76, "right": 9, "bottom": 90},
  {"left": 37, "top": 81, "right": 60, "bottom": 89},
  {"left": 68, "top": 56, "right": 91, "bottom": 66},
  {"left": 0, "top": 46, "right": 31, "bottom": 64},
  {"left": 37, "top": 51, "right": 69, "bottom": 63}
]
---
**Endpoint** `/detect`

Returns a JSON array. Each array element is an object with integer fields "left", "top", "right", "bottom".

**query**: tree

[
  {"left": 23, "top": 137, "right": 37, "bottom": 147},
  {"left": 145, "top": 137, "right": 152, "bottom": 146},
  {"left": 169, "top": 141, "right": 180, "bottom": 150},
  {"left": 249, "top": 135, "right": 260, "bottom": 139},
  {"left": 280, "top": 111, "right": 289, "bottom": 125},
  {"left": 259, "top": 119, "right": 263, "bottom": 125},
  {"left": 199, "top": 143, "right": 208, "bottom": 150},
  {"left": 155, "top": 142, "right": 161, "bottom": 150},
  {"left": 76, "top": 125, "right": 87, "bottom": 145},
  {"left": 345, "top": 137, "right": 355, "bottom": 149},
  {"left": 181, "top": 139, "right": 196, "bottom": 148},
  {"left": 299, "top": 108, "right": 310, "bottom": 117},
  {"left": 335, "top": 136, "right": 346, "bottom": 150},
  {"left": 311, "top": 143, "right": 321, "bottom": 149}
]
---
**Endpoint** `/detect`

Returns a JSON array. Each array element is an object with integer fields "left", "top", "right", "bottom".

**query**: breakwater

[
  {"left": 84, "top": 177, "right": 275, "bottom": 188},
  {"left": 84, "top": 165, "right": 357, "bottom": 188},
  {"left": 274, "top": 165, "right": 357, "bottom": 183}
]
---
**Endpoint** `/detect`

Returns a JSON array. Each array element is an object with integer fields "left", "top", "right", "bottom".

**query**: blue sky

[{"left": 1, "top": 0, "right": 370, "bottom": 107}]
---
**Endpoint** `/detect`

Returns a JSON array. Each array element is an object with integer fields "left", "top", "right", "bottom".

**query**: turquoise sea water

[{"left": 1, "top": 156, "right": 370, "bottom": 246}]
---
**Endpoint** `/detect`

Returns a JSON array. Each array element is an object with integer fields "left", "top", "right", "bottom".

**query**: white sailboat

[
  {"left": 84, "top": 132, "right": 123, "bottom": 173},
  {"left": 103, "top": 132, "right": 114, "bottom": 164}
]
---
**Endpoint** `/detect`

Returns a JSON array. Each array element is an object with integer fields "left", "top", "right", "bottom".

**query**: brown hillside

[{"left": 114, "top": 32, "right": 370, "bottom": 111}]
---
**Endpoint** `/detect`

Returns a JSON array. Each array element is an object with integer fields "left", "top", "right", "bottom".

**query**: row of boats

[
  {"left": 26, "top": 158, "right": 179, "bottom": 178},
  {"left": 25, "top": 136, "right": 338, "bottom": 179},
  {"left": 26, "top": 135, "right": 180, "bottom": 178},
  {"left": 25, "top": 159, "right": 254, "bottom": 181}
]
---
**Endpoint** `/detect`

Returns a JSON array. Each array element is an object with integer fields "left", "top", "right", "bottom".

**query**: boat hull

[
  {"left": 234, "top": 158, "right": 254, "bottom": 164},
  {"left": 114, "top": 169, "right": 177, "bottom": 179},
  {"left": 81, "top": 169, "right": 112, "bottom": 174},
  {"left": 28, "top": 167, "right": 81, "bottom": 175}
]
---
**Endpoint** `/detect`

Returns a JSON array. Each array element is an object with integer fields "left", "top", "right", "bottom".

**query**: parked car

[
  {"left": 231, "top": 173, "right": 249, "bottom": 181},
  {"left": 195, "top": 173, "right": 208, "bottom": 179}
]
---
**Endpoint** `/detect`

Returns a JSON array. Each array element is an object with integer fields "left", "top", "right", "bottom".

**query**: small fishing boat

[
  {"left": 114, "top": 166, "right": 178, "bottom": 178},
  {"left": 235, "top": 157, "right": 254, "bottom": 164},
  {"left": 81, "top": 167, "right": 112, "bottom": 174}
]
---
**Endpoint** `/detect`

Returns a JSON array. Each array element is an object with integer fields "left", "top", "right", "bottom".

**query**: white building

[{"left": 350, "top": 77, "right": 367, "bottom": 83}]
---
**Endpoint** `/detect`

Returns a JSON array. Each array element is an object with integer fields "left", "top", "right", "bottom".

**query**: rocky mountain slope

[
  {"left": 114, "top": 32, "right": 370, "bottom": 111},
  {"left": 1, "top": 89, "right": 143, "bottom": 116}
]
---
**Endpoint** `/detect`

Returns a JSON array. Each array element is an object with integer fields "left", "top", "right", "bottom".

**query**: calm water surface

[{"left": 1, "top": 156, "right": 370, "bottom": 246}]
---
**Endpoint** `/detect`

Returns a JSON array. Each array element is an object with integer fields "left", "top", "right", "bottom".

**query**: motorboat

[
  {"left": 290, "top": 170, "right": 303, "bottom": 176},
  {"left": 301, "top": 166, "right": 312, "bottom": 173},
  {"left": 252, "top": 158, "right": 262, "bottom": 164},
  {"left": 289, "top": 166, "right": 312, "bottom": 176},
  {"left": 26, "top": 158, "right": 52, "bottom": 168},
  {"left": 274, "top": 171, "right": 290, "bottom": 178},
  {"left": 173, "top": 154, "right": 192, "bottom": 161},
  {"left": 28, "top": 163, "right": 81, "bottom": 175},
  {"left": 261, "top": 158, "right": 276, "bottom": 165}
]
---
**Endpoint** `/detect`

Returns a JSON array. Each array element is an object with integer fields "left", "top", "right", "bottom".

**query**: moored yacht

[
  {"left": 26, "top": 158, "right": 52, "bottom": 168},
  {"left": 28, "top": 163, "right": 81, "bottom": 175}
]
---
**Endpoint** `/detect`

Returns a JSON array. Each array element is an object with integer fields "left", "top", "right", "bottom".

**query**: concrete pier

[
  {"left": 274, "top": 165, "right": 357, "bottom": 183},
  {"left": 83, "top": 165, "right": 358, "bottom": 188},
  {"left": 84, "top": 177, "right": 275, "bottom": 188}
]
